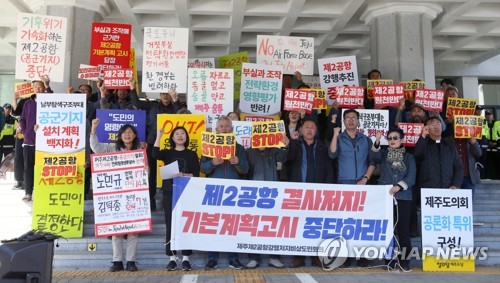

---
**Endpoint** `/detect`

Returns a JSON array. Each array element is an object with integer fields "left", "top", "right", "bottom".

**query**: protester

[
  {"left": 90, "top": 119, "right": 143, "bottom": 272},
  {"left": 414, "top": 117, "right": 463, "bottom": 189},
  {"left": 200, "top": 116, "right": 249, "bottom": 270},
  {"left": 372, "top": 129, "right": 416, "bottom": 271},
  {"left": 153, "top": 126, "right": 200, "bottom": 271},
  {"left": 244, "top": 134, "right": 289, "bottom": 269}
]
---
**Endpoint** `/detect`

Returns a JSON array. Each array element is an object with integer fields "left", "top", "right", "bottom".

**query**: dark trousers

[
  {"left": 0, "top": 135, "right": 15, "bottom": 161},
  {"left": 147, "top": 144, "right": 157, "bottom": 210},
  {"left": 23, "top": 145, "right": 35, "bottom": 195},
  {"left": 163, "top": 188, "right": 191, "bottom": 256},
  {"left": 394, "top": 200, "right": 412, "bottom": 265},
  {"left": 14, "top": 138, "right": 24, "bottom": 182}
]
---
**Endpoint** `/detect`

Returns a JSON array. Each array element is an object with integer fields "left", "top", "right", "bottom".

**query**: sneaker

[
  {"left": 126, "top": 261, "right": 138, "bottom": 272},
  {"left": 22, "top": 194, "right": 32, "bottom": 202},
  {"left": 268, "top": 258, "right": 285, "bottom": 269},
  {"left": 228, "top": 259, "right": 244, "bottom": 270},
  {"left": 205, "top": 260, "right": 218, "bottom": 270},
  {"left": 12, "top": 182, "right": 23, "bottom": 190},
  {"left": 181, "top": 260, "right": 192, "bottom": 271},
  {"left": 246, "top": 260, "right": 259, "bottom": 269},
  {"left": 166, "top": 260, "right": 178, "bottom": 271},
  {"left": 109, "top": 261, "right": 124, "bottom": 272}
]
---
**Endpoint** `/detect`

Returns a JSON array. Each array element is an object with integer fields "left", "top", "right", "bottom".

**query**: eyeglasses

[
  {"left": 387, "top": 136, "right": 400, "bottom": 141},
  {"left": 344, "top": 116, "right": 358, "bottom": 121}
]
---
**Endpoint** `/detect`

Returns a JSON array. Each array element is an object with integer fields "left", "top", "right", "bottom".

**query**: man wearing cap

[
  {"left": 0, "top": 103, "right": 18, "bottom": 161},
  {"left": 395, "top": 99, "right": 446, "bottom": 131},
  {"left": 483, "top": 111, "right": 500, "bottom": 179}
]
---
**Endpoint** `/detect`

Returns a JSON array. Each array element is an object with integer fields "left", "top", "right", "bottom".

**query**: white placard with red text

[
  {"left": 318, "top": 56, "right": 359, "bottom": 104},
  {"left": 172, "top": 177, "right": 393, "bottom": 256},
  {"left": 91, "top": 150, "right": 152, "bottom": 237},
  {"left": 16, "top": 13, "right": 67, "bottom": 82},
  {"left": 256, "top": 35, "right": 314, "bottom": 75},
  {"left": 78, "top": 64, "right": 100, "bottom": 81},
  {"left": 142, "top": 27, "right": 188, "bottom": 93}
]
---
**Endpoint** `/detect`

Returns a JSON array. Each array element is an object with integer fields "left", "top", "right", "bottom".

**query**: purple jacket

[{"left": 20, "top": 88, "right": 53, "bottom": 145}]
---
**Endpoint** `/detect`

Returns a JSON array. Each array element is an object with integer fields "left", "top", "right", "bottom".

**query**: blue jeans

[{"left": 208, "top": 251, "right": 238, "bottom": 262}]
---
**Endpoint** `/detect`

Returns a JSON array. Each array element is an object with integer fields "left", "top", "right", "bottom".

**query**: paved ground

[{"left": 51, "top": 267, "right": 500, "bottom": 283}]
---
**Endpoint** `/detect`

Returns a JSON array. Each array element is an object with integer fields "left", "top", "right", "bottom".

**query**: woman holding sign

[
  {"left": 90, "top": 119, "right": 142, "bottom": 272},
  {"left": 153, "top": 126, "right": 200, "bottom": 271},
  {"left": 371, "top": 129, "right": 416, "bottom": 272}
]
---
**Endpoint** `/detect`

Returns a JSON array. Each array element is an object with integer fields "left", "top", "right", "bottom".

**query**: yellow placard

[
  {"left": 240, "top": 113, "right": 280, "bottom": 121},
  {"left": 366, "top": 79, "right": 393, "bottom": 99},
  {"left": 156, "top": 114, "right": 206, "bottom": 185},
  {"left": 423, "top": 254, "right": 475, "bottom": 272},
  {"left": 454, "top": 115, "right": 483, "bottom": 139},
  {"left": 219, "top": 51, "right": 249, "bottom": 100},
  {"left": 446, "top": 98, "right": 477, "bottom": 118},
  {"left": 15, "top": 82, "right": 34, "bottom": 98},
  {"left": 201, "top": 131, "right": 236, "bottom": 159},
  {"left": 251, "top": 120, "right": 286, "bottom": 148},
  {"left": 310, "top": 88, "right": 327, "bottom": 110},
  {"left": 32, "top": 151, "right": 85, "bottom": 238},
  {"left": 129, "top": 48, "right": 140, "bottom": 93}
]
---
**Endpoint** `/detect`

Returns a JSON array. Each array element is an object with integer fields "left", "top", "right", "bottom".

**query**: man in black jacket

[
  {"left": 414, "top": 116, "right": 463, "bottom": 189},
  {"left": 286, "top": 118, "right": 333, "bottom": 268}
]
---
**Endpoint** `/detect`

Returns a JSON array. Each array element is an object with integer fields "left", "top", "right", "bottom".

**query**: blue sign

[{"left": 96, "top": 109, "right": 146, "bottom": 143}]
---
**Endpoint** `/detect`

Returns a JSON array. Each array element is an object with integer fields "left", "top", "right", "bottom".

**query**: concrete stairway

[{"left": 44, "top": 180, "right": 500, "bottom": 268}]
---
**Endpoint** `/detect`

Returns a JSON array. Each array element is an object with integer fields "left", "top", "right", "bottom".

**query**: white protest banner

[
  {"left": 232, "top": 121, "right": 252, "bottom": 149},
  {"left": 16, "top": 13, "right": 67, "bottom": 82},
  {"left": 240, "top": 63, "right": 282, "bottom": 116},
  {"left": 257, "top": 35, "right": 314, "bottom": 75},
  {"left": 421, "top": 189, "right": 475, "bottom": 272},
  {"left": 142, "top": 27, "right": 188, "bottom": 93},
  {"left": 187, "top": 68, "right": 234, "bottom": 117},
  {"left": 91, "top": 149, "right": 151, "bottom": 237},
  {"left": 172, "top": 177, "right": 393, "bottom": 256},
  {"left": 78, "top": 64, "right": 100, "bottom": 81},
  {"left": 188, "top": 58, "right": 215, "bottom": 68},
  {"left": 318, "top": 56, "right": 359, "bottom": 103},
  {"left": 342, "top": 109, "right": 389, "bottom": 145}
]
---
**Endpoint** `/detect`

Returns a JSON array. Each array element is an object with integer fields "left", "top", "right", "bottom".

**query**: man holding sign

[{"left": 200, "top": 116, "right": 249, "bottom": 270}]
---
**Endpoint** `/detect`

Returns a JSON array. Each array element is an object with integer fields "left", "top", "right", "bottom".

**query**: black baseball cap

[{"left": 3, "top": 103, "right": 12, "bottom": 109}]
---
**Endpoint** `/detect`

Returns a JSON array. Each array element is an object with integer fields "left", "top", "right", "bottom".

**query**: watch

[{"left": 363, "top": 175, "right": 369, "bottom": 179}]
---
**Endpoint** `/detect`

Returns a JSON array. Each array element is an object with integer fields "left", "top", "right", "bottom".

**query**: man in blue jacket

[{"left": 328, "top": 109, "right": 375, "bottom": 267}]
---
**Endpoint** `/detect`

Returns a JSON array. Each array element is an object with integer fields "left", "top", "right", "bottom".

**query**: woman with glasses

[{"left": 371, "top": 128, "right": 416, "bottom": 272}]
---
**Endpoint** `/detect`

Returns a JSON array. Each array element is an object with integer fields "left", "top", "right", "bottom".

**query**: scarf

[{"left": 387, "top": 147, "right": 406, "bottom": 172}]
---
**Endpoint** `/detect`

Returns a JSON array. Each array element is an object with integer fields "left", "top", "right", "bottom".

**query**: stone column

[
  {"left": 360, "top": 2, "right": 442, "bottom": 89},
  {"left": 456, "top": 76, "right": 480, "bottom": 101}
]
